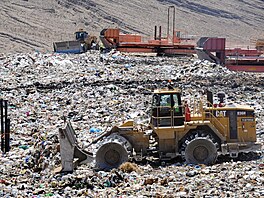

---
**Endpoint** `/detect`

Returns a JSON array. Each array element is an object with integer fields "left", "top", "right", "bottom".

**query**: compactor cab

[
  {"left": 75, "top": 30, "right": 88, "bottom": 41},
  {"left": 151, "top": 88, "right": 184, "bottom": 127}
]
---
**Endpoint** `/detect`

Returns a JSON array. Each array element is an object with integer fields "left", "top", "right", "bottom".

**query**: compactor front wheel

[
  {"left": 95, "top": 134, "right": 131, "bottom": 170},
  {"left": 184, "top": 137, "right": 218, "bottom": 165}
]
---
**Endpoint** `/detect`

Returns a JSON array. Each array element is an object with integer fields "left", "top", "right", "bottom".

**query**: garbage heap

[{"left": 0, "top": 51, "right": 263, "bottom": 197}]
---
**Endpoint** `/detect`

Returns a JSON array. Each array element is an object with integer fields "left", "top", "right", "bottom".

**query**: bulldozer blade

[
  {"left": 53, "top": 40, "right": 84, "bottom": 54},
  {"left": 58, "top": 121, "right": 94, "bottom": 172}
]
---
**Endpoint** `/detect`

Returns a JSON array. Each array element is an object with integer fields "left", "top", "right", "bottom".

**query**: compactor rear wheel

[
  {"left": 184, "top": 137, "right": 217, "bottom": 165},
  {"left": 95, "top": 134, "right": 131, "bottom": 170}
]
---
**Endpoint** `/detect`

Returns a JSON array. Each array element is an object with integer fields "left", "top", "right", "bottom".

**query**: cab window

[
  {"left": 173, "top": 94, "right": 180, "bottom": 112},
  {"left": 160, "top": 94, "right": 171, "bottom": 107}
]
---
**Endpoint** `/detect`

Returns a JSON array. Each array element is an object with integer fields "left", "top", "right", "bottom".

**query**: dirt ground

[{"left": 0, "top": 0, "right": 264, "bottom": 53}]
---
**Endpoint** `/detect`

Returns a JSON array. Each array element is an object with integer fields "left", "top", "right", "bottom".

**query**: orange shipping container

[
  {"left": 119, "top": 34, "right": 142, "bottom": 43},
  {"left": 104, "top": 29, "right": 120, "bottom": 39},
  {"left": 148, "top": 39, "right": 169, "bottom": 45}
]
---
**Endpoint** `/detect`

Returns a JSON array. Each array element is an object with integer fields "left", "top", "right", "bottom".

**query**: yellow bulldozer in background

[{"left": 53, "top": 29, "right": 99, "bottom": 53}]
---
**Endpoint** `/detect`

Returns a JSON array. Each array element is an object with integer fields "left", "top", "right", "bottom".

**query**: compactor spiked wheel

[
  {"left": 95, "top": 134, "right": 131, "bottom": 170},
  {"left": 184, "top": 137, "right": 217, "bottom": 165}
]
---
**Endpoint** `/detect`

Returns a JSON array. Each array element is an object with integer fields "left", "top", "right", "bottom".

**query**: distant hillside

[{"left": 0, "top": 0, "right": 263, "bottom": 53}]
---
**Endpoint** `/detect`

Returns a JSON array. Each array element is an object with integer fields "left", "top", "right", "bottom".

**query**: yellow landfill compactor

[{"left": 58, "top": 87, "right": 261, "bottom": 171}]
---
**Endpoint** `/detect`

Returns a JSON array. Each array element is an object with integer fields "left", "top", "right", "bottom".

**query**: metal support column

[
  {"left": 167, "top": 6, "right": 176, "bottom": 42},
  {"left": 154, "top": 26, "right": 157, "bottom": 40}
]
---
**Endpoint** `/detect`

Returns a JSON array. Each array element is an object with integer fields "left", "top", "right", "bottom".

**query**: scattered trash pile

[{"left": 0, "top": 51, "right": 263, "bottom": 197}]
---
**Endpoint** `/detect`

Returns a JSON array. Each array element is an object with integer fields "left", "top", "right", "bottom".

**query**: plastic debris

[{"left": 89, "top": 127, "right": 102, "bottom": 133}]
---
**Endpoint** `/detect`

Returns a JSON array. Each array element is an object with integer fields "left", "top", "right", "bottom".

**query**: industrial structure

[
  {"left": 98, "top": 6, "right": 264, "bottom": 72},
  {"left": 196, "top": 37, "right": 264, "bottom": 72},
  {"left": 100, "top": 6, "right": 196, "bottom": 56},
  {"left": 51, "top": 6, "right": 264, "bottom": 72}
]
